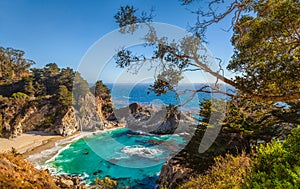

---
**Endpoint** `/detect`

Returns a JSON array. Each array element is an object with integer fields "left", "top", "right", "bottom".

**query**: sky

[{"left": 0, "top": 0, "right": 236, "bottom": 83}]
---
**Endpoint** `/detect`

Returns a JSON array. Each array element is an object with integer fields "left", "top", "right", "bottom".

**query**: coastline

[
  {"left": 25, "top": 125, "right": 125, "bottom": 169},
  {"left": 0, "top": 131, "right": 63, "bottom": 155},
  {"left": 0, "top": 125, "right": 125, "bottom": 160}
]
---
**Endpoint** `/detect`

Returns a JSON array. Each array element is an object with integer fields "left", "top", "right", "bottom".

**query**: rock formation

[
  {"left": 0, "top": 91, "right": 117, "bottom": 138},
  {"left": 156, "top": 126, "right": 251, "bottom": 188}
]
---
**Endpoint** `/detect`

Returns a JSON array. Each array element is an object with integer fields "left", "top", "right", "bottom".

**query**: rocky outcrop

[
  {"left": 0, "top": 153, "right": 58, "bottom": 189},
  {"left": 156, "top": 127, "right": 251, "bottom": 188},
  {"left": 157, "top": 159, "right": 196, "bottom": 189},
  {"left": 114, "top": 102, "right": 194, "bottom": 134},
  {"left": 0, "top": 92, "right": 117, "bottom": 138},
  {"left": 52, "top": 174, "right": 85, "bottom": 189}
]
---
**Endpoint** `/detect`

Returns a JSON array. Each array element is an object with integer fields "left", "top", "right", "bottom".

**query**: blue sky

[{"left": 0, "top": 0, "right": 235, "bottom": 83}]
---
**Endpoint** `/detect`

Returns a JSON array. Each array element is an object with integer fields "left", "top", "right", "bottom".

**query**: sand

[
  {"left": 0, "top": 131, "right": 63, "bottom": 156},
  {"left": 0, "top": 125, "right": 126, "bottom": 159}
]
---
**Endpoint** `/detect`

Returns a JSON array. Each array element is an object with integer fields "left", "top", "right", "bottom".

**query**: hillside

[{"left": 0, "top": 47, "right": 116, "bottom": 139}]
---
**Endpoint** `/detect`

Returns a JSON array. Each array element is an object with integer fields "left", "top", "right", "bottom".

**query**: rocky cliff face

[
  {"left": 157, "top": 158, "right": 196, "bottom": 189},
  {"left": 156, "top": 127, "right": 251, "bottom": 188},
  {"left": 0, "top": 92, "right": 116, "bottom": 138},
  {"left": 114, "top": 102, "right": 194, "bottom": 134}
]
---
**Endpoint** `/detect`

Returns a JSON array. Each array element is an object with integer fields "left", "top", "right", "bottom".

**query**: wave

[
  {"left": 27, "top": 131, "right": 103, "bottom": 169},
  {"left": 120, "top": 145, "right": 162, "bottom": 159}
]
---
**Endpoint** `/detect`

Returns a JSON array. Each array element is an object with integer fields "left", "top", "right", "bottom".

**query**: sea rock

[
  {"left": 114, "top": 102, "right": 194, "bottom": 135},
  {"left": 157, "top": 159, "right": 195, "bottom": 189},
  {"left": 52, "top": 174, "right": 85, "bottom": 189},
  {"left": 59, "top": 177, "right": 74, "bottom": 188}
]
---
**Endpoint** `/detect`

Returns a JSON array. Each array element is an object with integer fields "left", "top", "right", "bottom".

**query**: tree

[
  {"left": 113, "top": 3, "right": 299, "bottom": 186},
  {"left": 0, "top": 47, "right": 34, "bottom": 83},
  {"left": 113, "top": 0, "right": 299, "bottom": 139},
  {"left": 57, "top": 85, "right": 73, "bottom": 106},
  {"left": 56, "top": 85, "right": 73, "bottom": 114},
  {"left": 113, "top": 0, "right": 300, "bottom": 102},
  {"left": 228, "top": 0, "right": 300, "bottom": 101},
  {"left": 92, "top": 80, "right": 111, "bottom": 100},
  {"left": 58, "top": 67, "right": 75, "bottom": 92},
  {"left": 43, "top": 63, "right": 60, "bottom": 95},
  {"left": 23, "top": 76, "right": 35, "bottom": 97},
  {"left": 72, "top": 72, "right": 90, "bottom": 106}
]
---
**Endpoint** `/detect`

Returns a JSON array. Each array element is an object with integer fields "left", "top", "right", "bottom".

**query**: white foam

[
  {"left": 27, "top": 131, "right": 100, "bottom": 169},
  {"left": 120, "top": 145, "right": 162, "bottom": 159}
]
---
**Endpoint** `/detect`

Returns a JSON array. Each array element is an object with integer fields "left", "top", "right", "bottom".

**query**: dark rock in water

[
  {"left": 145, "top": 140, "right": 163, "bottom": 145},
  {"left": 93, "top": 170, "right": 102, "bottom": 175},
  {"left": 131, "top": 176, "right": 159, "bottom": 189},
  {"left": 83, "top": 151, "right": 89, "bottom": 155},
  {"left": 115, "top": 177, "right": 130, "bottom": 181}
]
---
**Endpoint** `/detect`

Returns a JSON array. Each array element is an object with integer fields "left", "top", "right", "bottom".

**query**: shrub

[
  {"left": 94, "top": 177, "right": 118, "bottom": 189},
  {"left": 246, "top": 126, "right": 300, "bottom": 189},
  {"left": 180, "top": 152, "right": 251, "bottom": 189},
  {"left": 0, "top": 153, "right": 58, "bottom": 188},
  {"left": 11, "top": 92, "right": 29, "bottom": 101}
]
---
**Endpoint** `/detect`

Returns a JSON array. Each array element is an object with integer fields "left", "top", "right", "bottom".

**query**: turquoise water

[
  {"left": 46, "top": 83, "right": 231, "bottom": 188},
  {"left": 47, "top": 128, "right": 186, "bottom": 188}
]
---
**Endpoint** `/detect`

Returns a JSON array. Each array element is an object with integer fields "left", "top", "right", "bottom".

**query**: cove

[{"left": 45, "top": 128, "right": 186, "bottom": 188}]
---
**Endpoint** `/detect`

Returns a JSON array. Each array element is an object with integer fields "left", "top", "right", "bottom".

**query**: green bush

[
  {"left": 11, "top": 92, "right": 29, "bottom": 101},
  {"left": 94, "top": 177, "right": 118, "bottom": 189},
  {"left": 179, "top": 126, "right": 300, "bottom": 189},
  {"left": 246, "top": 126, "right": 300, "bottom": 189},
  {"left": 180, "top": 152, "right": 251, "bottom": 189}
]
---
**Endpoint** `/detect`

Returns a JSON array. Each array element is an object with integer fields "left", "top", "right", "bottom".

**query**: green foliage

[
  {"left": 31, "top": 64, "right": 76, "bottom": 97},
  {"left": 57, "top": 85, "right": 73, "bottom": 106},
  {"left": 148, "top": 66, "right": 184, "bottom": 95},
  {"left": 0, "top": 153, "right": 58, "bottom": 188},
  {"left": 0, "top": 47, "right": 34, "bottom": 83},
  {"left": 12, "top": 92, "right": 30, "bottom": 102},
  {"left": 92, "top": 80, "right": 111, "bottom": 100},
  {"left": 72, "top": 72, "right": 90, "bottom": 103},
  {"left": 228, "top": 0, "right": 300, "bottom": 98},
  {"left": 94, "top": 177, "right": 118, "bottom": 189},
  {"left": 42, "top": 115, "right": 54, "bottom": 128},
  {"left": 284, "top": 125, "right": 300, "bottom": 153},
  {"left": 91, "top": 80, "right": 114, "bottom": 118},
  {"left": 114, "top": 5, "right": 137, "bottom": 28},
  {"left": 23, "top": 76, "right": 34, "bottom": 97},
  {"left": 56, "top": 85, "right": 73, "bottom": 115},
  {"left": 180, "top": 152, "right": 250, "bottom": 189},
  {"left": 199, "top": 98, "right": 290, "bottom": 144},
  {"left": 246, "top": 126, "right": 300, "bottom": 188},
  {"left": 178, "top": 126, "right": 300, "bottom": 188}
]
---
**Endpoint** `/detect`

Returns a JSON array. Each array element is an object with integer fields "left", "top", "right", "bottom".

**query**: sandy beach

[
  {"left": 0, "top": 125, "right": 126, "bottom": 160},
  {"left": 0, "top": 131, "right": 64, "bottom": 156}
]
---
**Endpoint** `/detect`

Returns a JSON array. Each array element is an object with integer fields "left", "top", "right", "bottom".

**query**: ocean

[{"left": 36, "top": 83, "right": 229, "bottom": 188}]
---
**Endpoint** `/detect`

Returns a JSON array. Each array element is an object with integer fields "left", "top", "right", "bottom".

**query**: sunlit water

[
  {"left": 45, "top": 128, "right": 186, "bottom": 188},
  {"left": 39, "top": 83, "right": 230, "bottom": 188}
]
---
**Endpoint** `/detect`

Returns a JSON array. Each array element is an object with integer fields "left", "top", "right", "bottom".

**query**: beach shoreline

[
  {"left": 0, "top": 131, "right": 63, "bottom": 155},
  {"left": 0, "top": 125, "right": 125, "bottom": 160}
]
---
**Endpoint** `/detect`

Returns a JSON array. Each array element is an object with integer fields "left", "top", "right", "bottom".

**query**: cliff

[
  {"left": 0, "top": 153, "right": 58, "bottom": 188},
  {"left": 0, "top": 92, "right": 117, "bottom": 138},
  {"left": 0, "top": 61, "right": 117, "bottom": 138},
  {"left": 114, "top": 102, "right": 195, "bottom": 134},
  {"left": 156, "top": 126, "right": 251, "bottom": 188}
]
